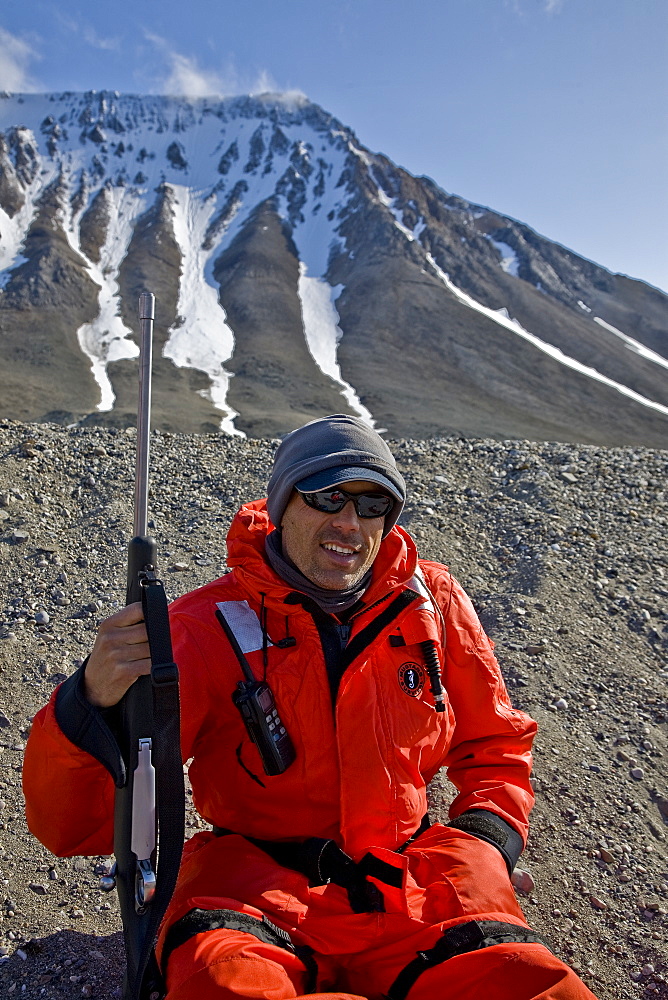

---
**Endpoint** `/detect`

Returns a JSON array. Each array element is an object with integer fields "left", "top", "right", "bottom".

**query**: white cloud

[
  {"left": 0, "top": 27, "right": 40, "bottom": 93},
  {"left": 143, "top": 32, "right": 224, "bottom": 96},
  {"left": 51, "top": 11, "right": 120, "bottom": 53},
  {"left": 503, "top": 0, "right": 565, "bottom": 12},
  {"left": 144, "top": 33, "right": 305, "bottom": 101},
  {"left": 163, "top": 51, "right": 224, "bottom": 97},
  {"left": 82, "top": 27, "right": 120, "bottom": 52},
  {"left": 249, "top": 69, "right": 278, "bottom": 96}
]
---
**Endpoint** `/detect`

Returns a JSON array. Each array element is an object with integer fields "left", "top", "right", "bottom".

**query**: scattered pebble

[{"left": 511, "top": 868, "right": 535, "bottom": 894}]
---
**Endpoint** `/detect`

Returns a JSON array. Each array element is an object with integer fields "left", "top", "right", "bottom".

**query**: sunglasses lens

[
  {"left": 314, "top": 490, "right": 347, "bottom": 512},
  {"left": 356, "top": 494, "right": 393, "bottom": 517}
]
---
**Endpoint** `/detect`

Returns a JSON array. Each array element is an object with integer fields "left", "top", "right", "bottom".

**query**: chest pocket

[{"left": 382, "top": 636, "right": 452, "bottom": 749}]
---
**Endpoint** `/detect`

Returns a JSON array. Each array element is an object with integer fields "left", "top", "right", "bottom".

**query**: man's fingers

[
  {"left": 83, "top": 604, "right": 154, "bottom": 707},
  {"left": 128, "top": 657, "right": 153, "bottom": 678},
  {"left": 103, "top": 601, "right": 145, "bottom": 627},
  {"left": 115, "top": 641, "right": 151, "bottom": 664},
  {"left": 84, "top": 655, "right": 153, "bottom": 707},
  {"left": 96, "top": 621, "right": 149, "bottom": 654},
  {"left": 105, "top": 622, "right": 150, "bottom": 647}
]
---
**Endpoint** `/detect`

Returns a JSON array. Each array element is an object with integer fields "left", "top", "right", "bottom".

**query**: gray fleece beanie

[{"left": 266, "top": 414, "right": 406, "bottom": 537}]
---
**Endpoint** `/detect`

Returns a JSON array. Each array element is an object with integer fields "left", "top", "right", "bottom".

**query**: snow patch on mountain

[
  {"left": 374, "top": 183, "right": 428, "bottom": 246},
  {"left": 283, "top": 137, "right": 375, "bottom": 421},
  {"left": 388, "top": 202, "right": 425, "bottom": 243},
  {"left": 298, "top": 267, "right": 374, "bottom": 426},
  {"left": 0, "top": 139, "right": 52, "bottom": 284},
  {"left": 487, "top": 237, "right": 520, "bottom": 277},
  {"left": 75, "top": 185, "right": 142, "bottom": 410},
  {"left": 0, "top": 208, "right": 30, "bottom": 287},
  {"left": 593, "top": 317, "right": 668, "bottom": 371},
  {"left": 166, "top": 184, "right": 241, "bottom": 435}
]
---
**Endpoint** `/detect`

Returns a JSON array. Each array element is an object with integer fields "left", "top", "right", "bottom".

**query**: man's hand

[{"left": 84, "top": 602, "right": 152, "bottom": 708}]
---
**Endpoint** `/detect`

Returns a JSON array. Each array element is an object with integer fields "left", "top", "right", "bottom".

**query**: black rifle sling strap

[{"left": 124, "top": 574, "right": 185, "bottom": 1000}]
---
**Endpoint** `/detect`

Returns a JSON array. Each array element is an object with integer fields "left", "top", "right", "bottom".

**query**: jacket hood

[{"left": 226, "top": 498, "right": 419, "bottom": 607}]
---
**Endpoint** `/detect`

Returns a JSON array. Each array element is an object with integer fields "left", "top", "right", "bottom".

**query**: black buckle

[{"left": 151, "top": 662, "right": 179, "bottom": 686}]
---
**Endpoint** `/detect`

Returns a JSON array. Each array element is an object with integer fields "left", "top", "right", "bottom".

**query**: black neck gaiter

[{"left": 264, "top": 529, "right": 371, "bottom": 616}]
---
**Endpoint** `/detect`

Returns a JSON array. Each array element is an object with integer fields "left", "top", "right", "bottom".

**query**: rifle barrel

[{"left": 134, "top": 293, "right": 155, "bottom": 540}]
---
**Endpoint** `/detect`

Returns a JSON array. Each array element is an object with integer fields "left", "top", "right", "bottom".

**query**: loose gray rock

[{"left": 511, "top": 869, "right": 535, "bottom": 895}]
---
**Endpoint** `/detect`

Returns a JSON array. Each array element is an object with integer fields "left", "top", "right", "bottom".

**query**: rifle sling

[{"left": 119, "top": 575, "right": 185, "bottom": 1000}]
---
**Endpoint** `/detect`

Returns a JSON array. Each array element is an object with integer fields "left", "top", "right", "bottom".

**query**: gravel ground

[{"left": 0, "top": 419, "right": 666, "bottom": 1000}]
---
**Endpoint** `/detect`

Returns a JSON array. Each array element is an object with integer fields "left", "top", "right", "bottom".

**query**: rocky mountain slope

[
  {"left": 0, "top": 419, "right": 666, "bottom": 998},
  {"left": 0, "top": 92, "right": 667, "bottom": 445}
]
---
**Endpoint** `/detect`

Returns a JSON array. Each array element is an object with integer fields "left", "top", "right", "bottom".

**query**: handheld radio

[{"left": 215, "top": 605, "right": 296, "bottom": 776}]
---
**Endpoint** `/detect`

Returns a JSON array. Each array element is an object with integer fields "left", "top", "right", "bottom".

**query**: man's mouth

[{"left": 321, "top": 542, "right": 361, "bottom": 557}]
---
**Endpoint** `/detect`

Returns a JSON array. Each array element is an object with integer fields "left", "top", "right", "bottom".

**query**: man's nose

[{"left": 330, "top": 498, "right": 361, "bottom": 528}]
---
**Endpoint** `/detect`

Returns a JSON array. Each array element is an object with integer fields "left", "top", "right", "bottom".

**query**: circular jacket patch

[{"left": 398, "top": 662, "right": 426, "bottom": 697}]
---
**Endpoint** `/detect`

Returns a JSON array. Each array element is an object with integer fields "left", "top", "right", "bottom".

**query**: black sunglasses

[{"left": 297, "top": 487, "right": 395, "bottom": 519}]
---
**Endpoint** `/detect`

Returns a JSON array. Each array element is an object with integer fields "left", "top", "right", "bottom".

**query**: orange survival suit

[{"left": 23, "top": 502, "right": 598, "bottom": 1000}]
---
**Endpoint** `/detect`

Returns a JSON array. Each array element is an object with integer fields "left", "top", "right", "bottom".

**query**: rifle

[{"left": 109, "top": 293, "right": 186, "bottom": 1000}]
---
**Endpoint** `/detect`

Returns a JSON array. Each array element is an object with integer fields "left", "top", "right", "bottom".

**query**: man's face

[{"left": 281, "top": 480, "right": 387, "bottom": 591}]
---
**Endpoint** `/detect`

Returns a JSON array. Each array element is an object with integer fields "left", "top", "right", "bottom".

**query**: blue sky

[{"left": 2, "top": 0, "right": 667, "bottom": 293}]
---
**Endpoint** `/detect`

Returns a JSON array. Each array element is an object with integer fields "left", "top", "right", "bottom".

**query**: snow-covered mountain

[{"left": 0, "top": 90, "right": 666, "bottom": 445}]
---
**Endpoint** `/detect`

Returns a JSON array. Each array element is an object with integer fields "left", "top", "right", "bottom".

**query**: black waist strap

[
  {"left": 247, "top": 836, "right": 387, "bottom": 913},
  {"left": 385, "top": 919, "right": 550, "bottom": 1000},
  {"left": 212, "top": 815, "right": 431, "bottom": 915}
]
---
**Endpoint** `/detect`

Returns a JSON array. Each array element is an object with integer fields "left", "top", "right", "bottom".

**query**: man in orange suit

[{"left": 24, "top": 415, "right": 598, "bottom": 1000}]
